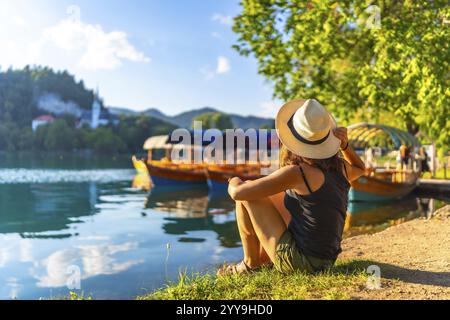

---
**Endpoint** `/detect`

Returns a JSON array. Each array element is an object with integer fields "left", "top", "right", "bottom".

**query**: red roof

[{"left": 34, "top": 115, "right": 55, "bottom": 122}]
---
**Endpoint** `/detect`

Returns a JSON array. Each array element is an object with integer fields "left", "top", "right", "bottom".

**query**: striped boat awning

[{"left": 348, "top": 123, "right": 421, "bottom": 150}]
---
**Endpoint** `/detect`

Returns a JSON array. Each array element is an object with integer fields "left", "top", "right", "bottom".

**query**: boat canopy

[
  {"left": 166, "top": 130, "right": 279, "bottom": 149},
  {"left": 348, "top": 123, "right": 421, "bottom": 150},
  {"left": 143, "top": 135, "right": 171, "bottom": 150}
]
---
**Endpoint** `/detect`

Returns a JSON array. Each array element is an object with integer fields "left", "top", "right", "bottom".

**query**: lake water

[{"left": 0, "top": 152, "right": 448, "bottom": 300}]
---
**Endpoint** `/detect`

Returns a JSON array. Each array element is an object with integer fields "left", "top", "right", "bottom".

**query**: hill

[
  {"left": 109, "top": 106, "right": 275, "bottom": 129},
  {"left": 0, "top": 66, "right": 176, "bottom": 153}
]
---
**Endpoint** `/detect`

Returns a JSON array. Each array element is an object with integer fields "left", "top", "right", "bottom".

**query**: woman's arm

[
  {"left": 333, "top": 127, "right": 366, "bottom": 181},
  {"left": 228, "top": 165, "right": 301, "bottom": 201}
]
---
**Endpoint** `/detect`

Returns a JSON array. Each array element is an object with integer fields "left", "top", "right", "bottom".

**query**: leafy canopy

[{"left": 233, "top": 0, "right": 449, "bottom": 156}]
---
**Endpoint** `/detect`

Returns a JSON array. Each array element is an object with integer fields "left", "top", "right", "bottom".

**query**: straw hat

[{"left": 275, "top": 99, "right": 341, "bottom": 159}]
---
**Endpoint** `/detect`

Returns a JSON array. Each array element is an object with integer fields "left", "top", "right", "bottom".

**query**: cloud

[
  {"left": 212, "top": 14, "right": 233, "bottom": 26},
  {"left": 12, "top": 15, "right": 27, "bottom": 27},
  {"left": 216, "top": 56, "right": 230, "bottom": 74},
  {"left": 201, "top": 56, "right": 231, "bottom": 80},
  {"left": 33, "top": 242, "right": 143, "bottom": 288},
  {"left": 43, "top": 19, "right": 150, "bottom": 70}
]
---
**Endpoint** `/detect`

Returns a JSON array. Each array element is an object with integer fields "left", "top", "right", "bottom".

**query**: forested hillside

[{"left": 0, "top": 66, "right": 176, "bottom": 153}]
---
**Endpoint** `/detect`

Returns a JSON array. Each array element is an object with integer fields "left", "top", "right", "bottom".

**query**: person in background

[
  {"left": 365, "top": 147, "right": 375, "bottom": 168},
  {"left": 419, "top": 146, "right": 430, "bottom": 174},
  {"left": 399, "top": 143, "right": 409, "bottom": 169}
]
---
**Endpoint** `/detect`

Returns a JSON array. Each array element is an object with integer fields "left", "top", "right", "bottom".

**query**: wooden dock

[{"left": 417, "top": 179, "right": 450, "bottom": 197}]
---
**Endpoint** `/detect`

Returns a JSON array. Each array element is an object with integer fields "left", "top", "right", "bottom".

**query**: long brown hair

[{"left": 279, "top": 144, "right": 343, "bottom": 172}]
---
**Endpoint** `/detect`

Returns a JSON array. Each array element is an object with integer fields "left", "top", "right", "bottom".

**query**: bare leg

[
  {"left": 240, "top": 197, "right": 287, "bottom": 263},
  {"left": 235, "top": 201, "right": 263, "bottom": 268},
  {"left": 235, "top": 196, "right": 287, "bottom": 266},
  {"left": 219, "top": 194, "right": 288, "bottom": 275},
  {"left": 269, "top": 192, "right": 291, "bottom": 226}
]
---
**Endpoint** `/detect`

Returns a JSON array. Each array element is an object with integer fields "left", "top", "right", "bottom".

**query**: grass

[
  {"left": 422, "top": 167, "right": 449, "bottom": 180},
  {"left": 137, "top": 260, "right": 370, "bottom": 300},
  {"left": 47, "top": 291, "right": 93, "bottom": 300}
]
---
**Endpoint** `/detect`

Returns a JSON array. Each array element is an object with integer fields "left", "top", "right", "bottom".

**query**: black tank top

[{"left": 284, "top": 165, "right": 350, "bottom": 261}]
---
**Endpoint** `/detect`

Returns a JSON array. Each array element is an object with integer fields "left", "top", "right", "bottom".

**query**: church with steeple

[{"left": 78, "top": 88, "right": 119, "bottom": 129}]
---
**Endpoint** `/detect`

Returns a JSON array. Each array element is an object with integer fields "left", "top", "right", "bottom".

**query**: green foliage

[
  {"left": 138, "top": 259, "right": 369, "bottom": 300},
  {"left": 0, "top": 122, "right": 20, "bottom": 151},
  {"left": 0, "top": 67, "right": 35, "bottom": 127},
  {"left": 81, "top": 127, "right": 127, "bottom": 154},
  {"left": 193, "top": 112, "right": 234, "bottom": 130},
  {"left": 0, "top": 66, "right": 96, "bottom": 127},
  {"left": 68, "top": 291, "right": 93, "bottom": 301},
  {"left": 233, "top": 0, "right": 449, "bottom": 155},
  {"left": 30, "top": 66, "right": 96, "bottom": 109},
  {"left": 0, "top": 66, "right": 176, "bottom": 154},
  {"left": 116, "top": 115, "right": 177, "bottom": 151},
  {"left": 260, "top": 123, "right": 275, "bottom": 130},
  {"left": 43, "top": 119, "right": 77, "bottom": 151}
]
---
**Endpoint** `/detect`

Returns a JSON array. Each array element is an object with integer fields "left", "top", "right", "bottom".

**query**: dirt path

[{"left": 340, "top": 205, "right": 450, "bottom": 300}]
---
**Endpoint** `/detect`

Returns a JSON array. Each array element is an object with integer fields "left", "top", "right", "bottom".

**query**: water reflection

[
  {"left": 143, "top": 183, "right": 447, "bottom": 242},
  {"left": 33, "top": 242, "right": 143, "bottom": 288},
  {"left": 0, "top": 183, "right": 97, "bottom": 237},
  {"left": 344, "top": 195, "right": 445, "bottom": 237},
  {"left": 145, "top": 188, "right": 240, "bottom": 248},
  {"left": 145, "top": 187, "right": 210, "bottom": 217},
  {"left": 0, "top": 162, "right": 447, "bottom": 299}
]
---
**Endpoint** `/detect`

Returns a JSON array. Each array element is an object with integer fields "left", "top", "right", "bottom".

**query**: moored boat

[
  {"left": 348, "top": 123, "right": 422, "bottom": 202},
  {"left": 147, "top": 162, "right": 206, "bottom": 186},
  {"left": 141, "top": 135, "right": 207, "bottom": 187},
  {"left": 349, "top": 169, "right": 420, "bottom": 202},
  {"left": 131, "top": 155, "right": 152, "bottom": 190},
  {"left": 205, "top": 164, "right": 263, "bottom": 193}
]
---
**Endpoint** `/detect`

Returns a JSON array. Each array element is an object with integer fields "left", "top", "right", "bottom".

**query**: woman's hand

[
  {"left": 333, "top": 127, "right": 349, "bottom": 150},
  {"left": 228, "top": 177, "right": 243, "bottom": 187},
  {"left": 228, "top": 177, "right": 243, "bottom": 199}
]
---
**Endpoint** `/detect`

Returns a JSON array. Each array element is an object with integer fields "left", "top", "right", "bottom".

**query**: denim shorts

[{"left": 274, "top": 230, "right": 335, "bottom": 274}]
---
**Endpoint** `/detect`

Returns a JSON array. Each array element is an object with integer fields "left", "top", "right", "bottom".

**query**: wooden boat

[
  {"left": 139, "top": 131, "right": 279, "bottom": 188},
  {"left": 131, "top": 156, "right": 152, "bottom": 191},
  {"left": 147, "top": 161, "right": 206, "bottom": 186},
  {"left": 205, "top": 164, "right": 263, "bottom": 193},
  {"left": 349, "top": 169, "right": 420, "bottom": 202},
  {"left": 141, "top": 135, "right": 207, "bottom": 187},
  {"left": 348, "top": 123, "right": 422, "bottom": 202}
]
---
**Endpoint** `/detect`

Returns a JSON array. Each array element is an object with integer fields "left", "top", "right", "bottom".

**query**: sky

[{"left": 0, "top": 0, "right": 282, "bottom": 117}]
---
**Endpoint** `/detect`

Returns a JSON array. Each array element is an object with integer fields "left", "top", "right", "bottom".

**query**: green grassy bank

[{"left": 137, "top": 260, "right": 370, "bottom": 300}]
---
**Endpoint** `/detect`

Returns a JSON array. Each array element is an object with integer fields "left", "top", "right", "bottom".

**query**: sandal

[{"left": 217, "top": 260, "right": 261, "bottom": 276}]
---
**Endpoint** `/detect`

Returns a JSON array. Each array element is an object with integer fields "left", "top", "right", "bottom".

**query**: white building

[
  {"left": 32, "top": 115, "right": 55, "bottom": 132},
  {"left": 91, "top": 96, "right": 101, "bottom": 129},
  {"left": 78, "top": 90, "right": 118, "bottom": 129}
]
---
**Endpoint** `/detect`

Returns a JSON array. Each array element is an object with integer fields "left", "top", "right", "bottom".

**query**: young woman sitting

[{"left": 218, "top": 99, "right": 366, "bottom": 275}]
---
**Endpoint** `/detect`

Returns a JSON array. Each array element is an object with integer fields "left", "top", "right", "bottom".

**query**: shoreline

[
  {"left": 339, "top": 204, "right": 450, "bottom": 299},
  {"left": 140, "top": 205, "right": 450, "bottom": 300}
]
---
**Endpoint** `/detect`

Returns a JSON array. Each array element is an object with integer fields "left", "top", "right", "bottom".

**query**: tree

[
  {"left": 233, "top": 0, "right": 449, "bottom": 156},
  {"left": 44, "top": 119, "right": 77, "bottom": 151},
  {"left": 193, "top": 112, "right": 234, "bottom": 130},
  {"left": 85, "top": 127, "right": 127, "bottom": 154},
  {"left": 0, "top": 68, "right": 35, "bottom": 126},
  {"left": 0, "top": 122, "right": 21, "bottom": 151},
  {"left": 116, "top": 115, "right": 176, "bottom": 152}
]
